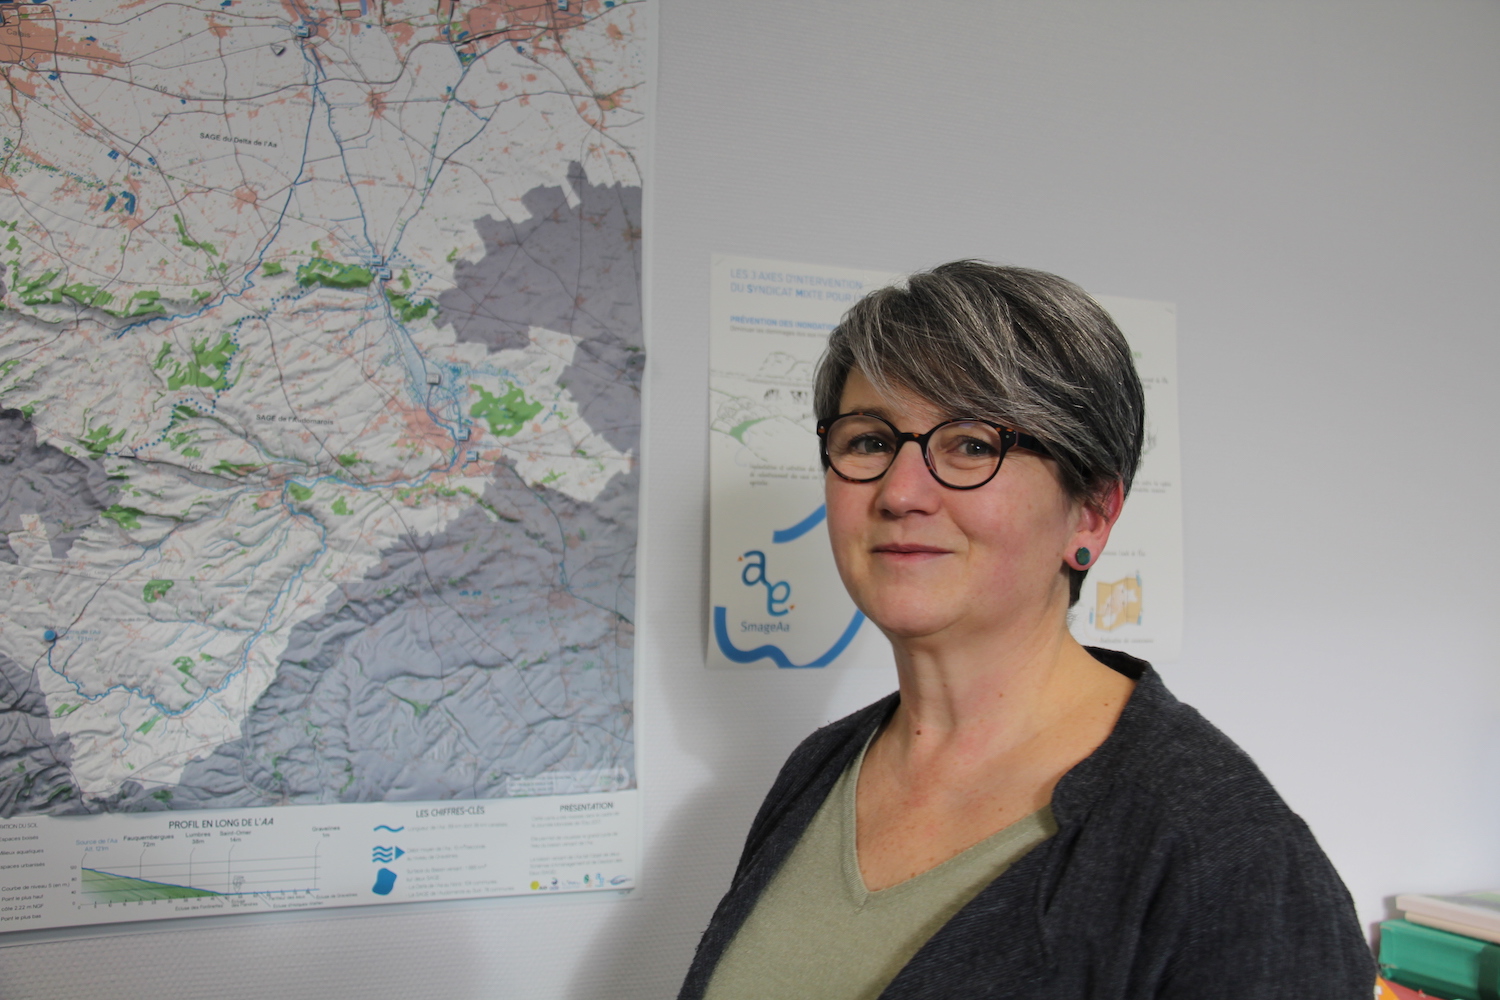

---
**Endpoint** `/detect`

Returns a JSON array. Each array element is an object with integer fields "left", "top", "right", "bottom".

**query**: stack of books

[{"left": 1379, "top": 890, "right": 1500, "bottom": 1000}]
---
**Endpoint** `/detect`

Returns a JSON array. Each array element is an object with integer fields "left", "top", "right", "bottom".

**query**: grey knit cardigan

[{"left": 678, "top": 650, "right": 1376, "bottom": 999}]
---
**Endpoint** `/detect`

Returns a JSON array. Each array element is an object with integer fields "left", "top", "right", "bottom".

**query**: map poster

[
  {"left": 1067, "top": 296, "right": 1183, "bottom": 661},
  {"left": 708, "top": 255, "right": 899, "bottom": 670},
  {"left": 0, "top": 0, "right": 649, "bottom": 930},
  {"left": 708, "top": 257, "right": 1182, "bottom": 668}
]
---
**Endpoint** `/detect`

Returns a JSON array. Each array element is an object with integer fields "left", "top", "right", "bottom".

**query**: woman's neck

[
  {"left": 853, "top": 609, "right": 1137, "bottom": 890},
  {"left": 881, "top": 614, "right": 1132, "bottom": 766}
]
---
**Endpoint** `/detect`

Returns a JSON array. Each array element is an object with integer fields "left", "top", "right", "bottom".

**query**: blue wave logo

[
  {"left": 372, "top": 846, "right": 405, "bottom": 863},
  {"left": 714, "top": 504, "right": 865, "bottom": 668},
  {"left": 373, "top": 824, "right": 404, "bottom": 833},
  {"left": 770, "top": 505, "right": 825, "bottom": 543}
]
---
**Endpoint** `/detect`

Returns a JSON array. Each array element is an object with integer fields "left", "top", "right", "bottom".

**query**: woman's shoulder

[
  {"left": 1061, "top": 652, "right": 1315, "bottom": 850},
  {"left": 1040, "top": 655, "right": 1370, "bottom": 975},
  {"left": 1035, "top": 657, "right": 1374, "bottom": 989}
]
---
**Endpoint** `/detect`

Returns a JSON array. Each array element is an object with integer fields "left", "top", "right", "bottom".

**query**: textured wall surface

[{"left": 3, "top": 2, "right": 1497, "bottom": 997}]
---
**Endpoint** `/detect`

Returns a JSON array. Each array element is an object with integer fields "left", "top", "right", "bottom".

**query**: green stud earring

[{"left": 1075, "top": 547, "right": 1091, "bottom": 567}]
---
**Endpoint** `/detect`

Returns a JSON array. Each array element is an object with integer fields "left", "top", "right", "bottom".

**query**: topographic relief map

[{"left": 0, "top": 0, "right": 646, "bottom": 818}]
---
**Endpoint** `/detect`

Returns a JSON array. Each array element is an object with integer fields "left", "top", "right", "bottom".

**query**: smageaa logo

[{"left": 713, "top": 504, "right": 865, "bottom": 668}]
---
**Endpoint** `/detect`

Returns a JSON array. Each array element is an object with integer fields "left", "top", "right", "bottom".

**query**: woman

[{"left": 680, "top": 262, "right": 1374, "bottom": 998}]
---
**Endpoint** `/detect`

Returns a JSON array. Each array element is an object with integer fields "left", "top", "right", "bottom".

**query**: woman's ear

[{"left": 1065, "top": 481, "right": 1125, "bottom": 570}]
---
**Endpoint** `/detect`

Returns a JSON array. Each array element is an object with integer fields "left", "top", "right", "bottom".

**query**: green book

[{"left": 1379, "top": 919, "right": 1500, "bottom": 1000}]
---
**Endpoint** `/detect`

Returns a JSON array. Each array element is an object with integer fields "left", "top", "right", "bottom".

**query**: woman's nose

[{"left": 876, "top": 440, "right": 941, "bottom": 514}]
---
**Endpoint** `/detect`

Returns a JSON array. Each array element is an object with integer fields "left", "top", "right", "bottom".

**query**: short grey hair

[{"left": 813, "top": 260, "right": 1145, "bottom": 603}]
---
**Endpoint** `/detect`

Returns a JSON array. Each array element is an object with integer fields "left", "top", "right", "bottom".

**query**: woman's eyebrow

[{"left": 841, "top": 404, "right": 898, "bottom": 421}]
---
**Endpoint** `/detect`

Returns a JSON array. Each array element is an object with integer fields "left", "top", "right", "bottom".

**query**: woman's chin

[{"left": 861, "top": 603, "right": 964, "bottom": 643}]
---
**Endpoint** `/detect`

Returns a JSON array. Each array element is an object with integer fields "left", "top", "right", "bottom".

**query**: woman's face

[{"left": 825, "top": 370, "right": 1097, "bottom": 646}]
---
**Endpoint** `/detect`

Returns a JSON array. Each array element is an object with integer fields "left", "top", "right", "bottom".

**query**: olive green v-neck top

[{"left": 703, "top": 738, "right": 1057, "bottom": 1000}]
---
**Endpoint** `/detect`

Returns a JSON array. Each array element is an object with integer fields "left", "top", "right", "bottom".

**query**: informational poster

[
  {"left": 708, "top": 255, "right": 900, "bottom": 669},
  {"left": 0, "top": 0, "right": 649, "bottom": 930},
  {"left": 708, "top": 256, "right": 1182, "bottom": 668},
  {"left": 1066, "top": 296, "right": 1184, "bottom": 661}
]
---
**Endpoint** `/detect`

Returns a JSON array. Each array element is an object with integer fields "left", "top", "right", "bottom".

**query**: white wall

[{"left": 4, "top": 3, "right": 1497, "bottom": 997}]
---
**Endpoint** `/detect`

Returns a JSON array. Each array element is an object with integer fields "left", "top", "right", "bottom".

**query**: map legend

[{"left": 0, "top": 793, "right": 636, "bottom": 930}]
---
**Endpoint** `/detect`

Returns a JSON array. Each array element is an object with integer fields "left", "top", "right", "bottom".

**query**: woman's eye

[
  {"left": 847, "top": 434, "right": 893, "bottom": 455},
  {"left": 952, "top": 436, "right": 998, "bottom": 458}
]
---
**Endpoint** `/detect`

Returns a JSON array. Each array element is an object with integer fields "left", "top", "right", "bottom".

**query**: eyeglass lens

[{"left": 823, "top": 414, "right": 1007, "bottom": 488}]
